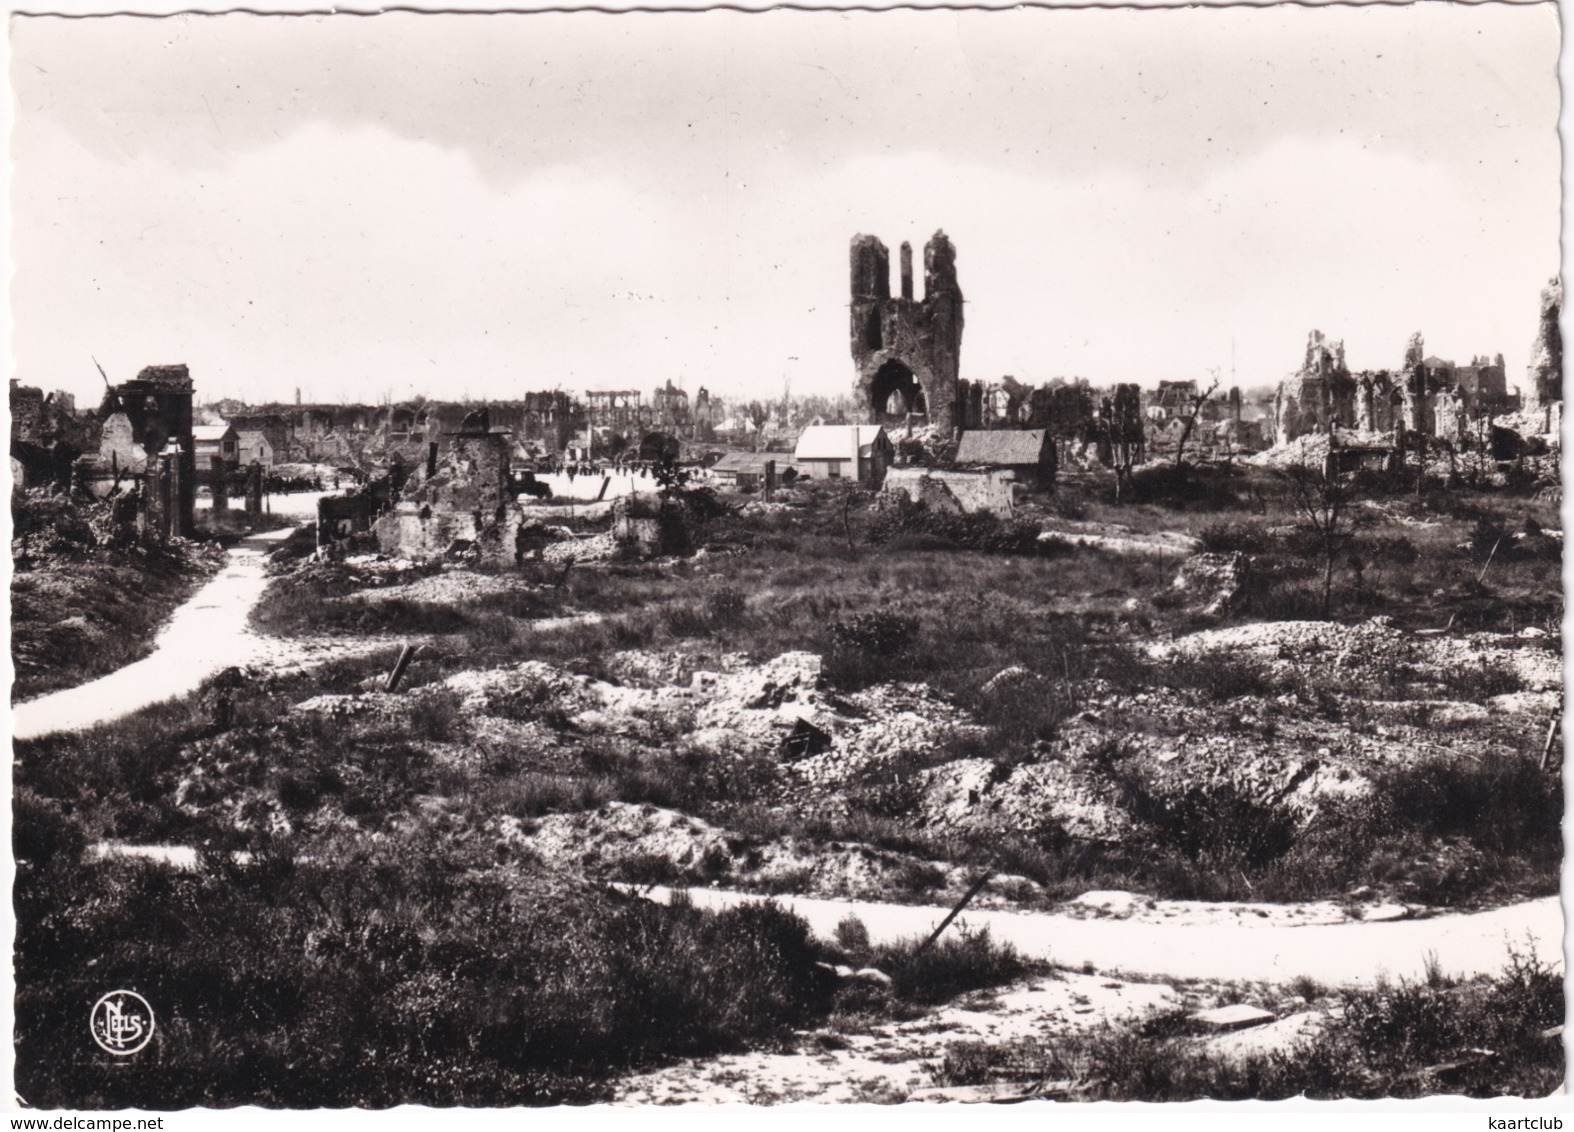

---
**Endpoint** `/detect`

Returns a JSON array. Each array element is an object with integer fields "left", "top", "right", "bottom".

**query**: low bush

[
  {"left": 1114, "top": 773, "right": 1297, "bottom": 871},
  {"left": 14, "top": 824, "right": 833, "bottom": 1108},
  {"left": 866, "top": 497, "right": 1043, "bottom": 556},
  {"left": 877, "top": 925, "right": 1027, "bottom": 1005},
  {"left": 931, "top": 946, "right": 1562, "bottom": 1100}
]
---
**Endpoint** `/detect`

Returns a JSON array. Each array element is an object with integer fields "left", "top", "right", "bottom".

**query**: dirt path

[
  {"left": 11, "top": 528, "right": 392, "bottom": 740},
  {"left": 636, "top": 886, "right": 1562, "bottom": 987}
]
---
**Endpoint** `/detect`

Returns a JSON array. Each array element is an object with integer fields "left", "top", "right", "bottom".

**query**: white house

[
  {"left": 792, "top": 425, "right": 893, "bottom": 485},
  {"left": 192, "top": 423, "right": 239, "bottom": 467}
]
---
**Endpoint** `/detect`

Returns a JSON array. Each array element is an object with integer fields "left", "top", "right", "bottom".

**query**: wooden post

[
  {"left": 384, "top": 643, "right": 420, "bottom": 693},
  {"left": 912, "top": 865, "right": 995, "bottom": 959},
  {"left": 1540, "top": 712, "right": 1561, "bottom": 771}
]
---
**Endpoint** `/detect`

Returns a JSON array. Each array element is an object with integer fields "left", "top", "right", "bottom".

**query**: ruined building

[
  {"left": 1277, "top": 328, "right": 1521, "bottom": 449},
  {"left": 374, "top": 409, "right": 526, "bottom": 565},
  {"left": 1523, "top": 277, "right": 1563, "bottom": 419},
  {"left": 10, "top": 381, "right": 97, "bottom": 489},
  {"left": 652, "top": 380, "right": 691, "bottom": 435},
  {"left": 850, "top": 231, "right": 965, "bottom": 438},
  {"left": 1273, "top": 332, "right": 1356, "bottom": 446},
  {"left": 228, "top": 393, "right": 588, "bottom": 468},
  {"left": 83, "top": 365, "right": 197, "bottom": 538}
]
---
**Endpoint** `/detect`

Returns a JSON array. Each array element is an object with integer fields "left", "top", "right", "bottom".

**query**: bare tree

[
  {"left": 1102, "top": 384, "right": 1146, "bottom": 505},
  {"left": 1284, "top": 458, "right": 1353, "bottom": 619},
  {"left": 1174, "top": 374, "right": 1222, "bottom": 477},
  {"left": 744, "top": 400, "right": 772, "bottom": 450}
]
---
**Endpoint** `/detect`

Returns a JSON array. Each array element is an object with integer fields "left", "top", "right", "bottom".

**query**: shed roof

[
  {"left": 954, "top": 429, "right": 1052, "bottom": 466},
  {"left": 711, "top": 451, "right": 790, "bottom": 473},
  {"left": 192, "top": 423, "right": 237, "bottom": 442}
]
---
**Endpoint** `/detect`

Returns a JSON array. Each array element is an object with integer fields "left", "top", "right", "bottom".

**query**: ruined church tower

[{"left": 849, "top": 230, "right": 965, "bottom": 438}]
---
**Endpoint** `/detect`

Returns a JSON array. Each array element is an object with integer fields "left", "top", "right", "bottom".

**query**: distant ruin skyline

[{"left": 9, "top": 5, "right": 1561, "bottom": 408}]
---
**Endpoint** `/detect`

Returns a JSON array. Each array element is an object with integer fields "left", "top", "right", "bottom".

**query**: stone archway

[{"left": 869, "top": 360, "right": 927, "bottom": 422}]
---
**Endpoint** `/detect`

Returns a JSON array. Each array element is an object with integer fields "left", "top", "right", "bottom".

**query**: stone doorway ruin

[{"left": 870, "top": 360, "right": 928, "bottom": 422}]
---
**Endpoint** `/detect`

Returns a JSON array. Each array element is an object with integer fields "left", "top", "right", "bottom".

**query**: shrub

[
  {"left": 829, "top": 610, "right": 919, "bottom": 656},
  {"left": 1115, "top": 775, "right": 1297, "bottom": 870},
  {"left": 1147, "top": 653, "right": 1281, "bottom": 700},
  {"left": 879, "top": 925, "right": 1027, "bottom": 1005},
  {"left": 834, "top": 914, "right": 871, "bottom": 960},
  {"left": 1376, "top": 752, "right": 1560, "bottom": 862},
  {"left": 1199, "top": 521, "right": 1270, "bottom": 555},
  {"left": 866, "top": 497, "right": 1042, "bottom": 556},
  {"left": 13, "top": 841, "right": 832, "bottom": 1108}
]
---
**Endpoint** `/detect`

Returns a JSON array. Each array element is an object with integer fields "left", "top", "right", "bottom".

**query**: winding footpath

[
  {"left": 14, "top": 528, "right": 298, "bottom": 740},
  {"left": 641, "top": 886, "right": 1563, "bottom": 988}
]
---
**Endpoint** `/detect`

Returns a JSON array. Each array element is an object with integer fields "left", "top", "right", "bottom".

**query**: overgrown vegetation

[
  {"left": 934, "top": 946, "right": 1563, "bottom": 1100},
  {"left": 11, "top": 491, "right": 225, "bottom": 701},
  {"left": 15, "top": 816, "right": 833, "bottom": 1107},
  {"left": 12, "top": 459, "right": 1565, "bottom": 1104}
]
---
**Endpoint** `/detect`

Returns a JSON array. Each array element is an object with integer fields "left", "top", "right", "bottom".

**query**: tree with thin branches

[
  {"left": 1174, "top": 375, "right": 1222, "bottom": 478},
  {"left": 1283, "top": 457, "right": 1353, "bottom": 619}
]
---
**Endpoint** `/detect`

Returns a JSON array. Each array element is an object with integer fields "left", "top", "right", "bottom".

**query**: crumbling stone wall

[
  {"left": 374, "top": 427, "right": 524, "bottom": 565},
  {"left": 851, "top": 231, "right": 965, "bottom": 439},
  {"left": 96, "top": 365, "right": 195, "bottom": 537},
  {"left": 1398, "top": 332, "right": 1432, "bottom": 436},
  {"left": 1524, "top": 277, "right": 1562, "bottom": 415},
  {"left": 882, "top": 467, "right": 1016, "bottom": 517},
  {"left": 11, "top": 382, "right": 100, "bottom": 490}
]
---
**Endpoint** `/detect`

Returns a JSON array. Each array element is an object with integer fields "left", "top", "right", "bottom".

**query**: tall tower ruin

[{"left": 850, "top": 230, "right": 965, "bottom": 437}]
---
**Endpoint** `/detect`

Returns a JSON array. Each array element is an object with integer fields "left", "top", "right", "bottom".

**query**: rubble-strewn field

[{"left": 12, "top": 466, "right": 1563, "bottom": 1105}]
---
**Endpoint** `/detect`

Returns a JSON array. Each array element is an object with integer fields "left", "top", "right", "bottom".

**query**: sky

[{"left": 7, "top": 5, "right": 1563, "bottom": 408}]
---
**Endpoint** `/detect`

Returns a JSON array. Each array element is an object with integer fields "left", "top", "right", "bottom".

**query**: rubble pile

[{"left": 499, "top": 801, "right": 1043, "bottom": 908}]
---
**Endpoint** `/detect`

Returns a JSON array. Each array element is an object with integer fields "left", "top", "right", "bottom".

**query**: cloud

[{"left": 9, "top": 8, "right": 1559, "bottom": 406}]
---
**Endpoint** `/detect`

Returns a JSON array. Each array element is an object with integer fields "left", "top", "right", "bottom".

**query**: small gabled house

[
  {"left": 953, "top": 428, "right": 1057, "bottom": 488},
  {"left": 192, "top": 423, "right": 239, "bottom": 481},
  {"left": 235, "top": 429, "right": 275, "bottom": 468},
  {"left": 793, "top": 425, "right": 892, "bottom": 486}
]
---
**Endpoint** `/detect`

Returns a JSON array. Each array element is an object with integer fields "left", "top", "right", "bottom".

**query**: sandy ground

[
  {"left": 11, "top": 528, "right": 395, "bottom": 739},
  {"left": 1038, "top": 520, "right": 1204, "bottom": 558},
  {"left": 616, "top": 970, "right": 1181, "bottom": 1104},
  {"left": 633, "top": 886, "right": 1563, "bottom": 988}
]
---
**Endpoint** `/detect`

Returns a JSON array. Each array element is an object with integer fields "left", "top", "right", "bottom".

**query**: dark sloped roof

[
  {"left": 711, "top": 451, "right": 794, "bottom": 473},
  {"left": 954, "top": 429, "right": 1052, "bottom": 466}
]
